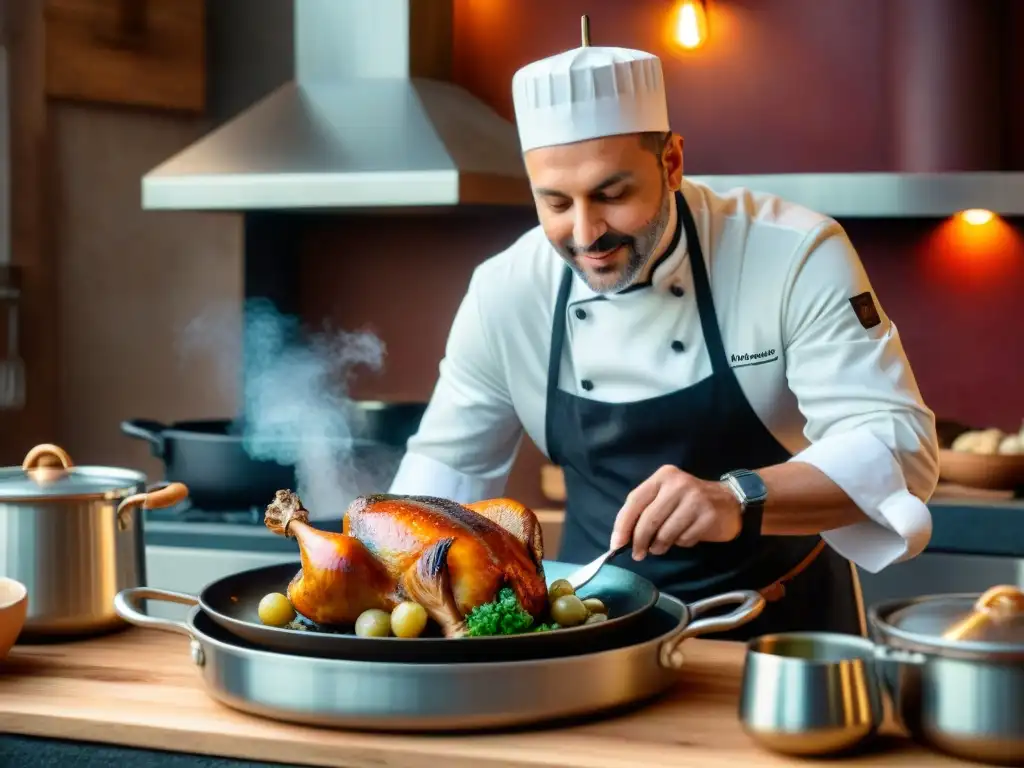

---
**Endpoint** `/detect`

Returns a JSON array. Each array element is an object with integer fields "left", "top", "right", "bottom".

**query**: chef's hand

[{"left": 610, "top": 465, "right": 743, "bottom": 560}]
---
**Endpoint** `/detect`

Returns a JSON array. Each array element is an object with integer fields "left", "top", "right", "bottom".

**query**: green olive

[
  {"left": 390, "top": 601, "right": 428, "bottom": 638},
  {"left": 257, "top": 592, "right": 296, "bottom": 627},
  {"left": 550, "top": 594, "right": 588, "bottom": 627},
  {"left": 584, "top": 612, "right": 608, "bottom": 625},
  {"left": 547, "top": 579, "right": 575, "bottom": 602},
  {"left": 355, "top": 608, "right": 392, "bottom": 638},
  {"left": 581, "top": 597, "right": 607, "bottom": 615}
]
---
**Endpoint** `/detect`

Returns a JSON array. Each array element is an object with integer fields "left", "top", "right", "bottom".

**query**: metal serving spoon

[{"left": 565, "top": 544, "right": 630, "bottom": 591}]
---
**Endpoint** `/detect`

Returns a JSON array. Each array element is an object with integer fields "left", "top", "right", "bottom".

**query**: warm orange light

[
  {"left": 671, "top": 0, "right": 709, "bottom": 51},
  {"left": 958, "top": 208, "right": 996, "bottom": 226},
  {"left": 923, "top": 211, "right": 1022, "bottom": 289}
]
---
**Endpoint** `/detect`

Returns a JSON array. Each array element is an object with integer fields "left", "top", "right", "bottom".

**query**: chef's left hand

[{"left": 610, "top": 465, "right": 744, "bottom": 560}]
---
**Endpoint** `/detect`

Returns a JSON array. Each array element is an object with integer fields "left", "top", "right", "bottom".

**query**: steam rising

[{"left": 180, "top": 300, "right": 394, "bottom": 517}]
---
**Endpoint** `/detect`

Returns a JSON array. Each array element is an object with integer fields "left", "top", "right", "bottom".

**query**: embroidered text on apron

[{"left": 545, "top": 190, "right": 863, "bottom": 639}]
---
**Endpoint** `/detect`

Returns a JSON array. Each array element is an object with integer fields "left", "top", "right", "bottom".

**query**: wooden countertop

[{"left": 0, "top": 628, "right": 966, "bottom": 768}]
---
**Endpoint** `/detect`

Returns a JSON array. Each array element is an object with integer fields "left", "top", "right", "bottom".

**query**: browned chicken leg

[{"left": 264, "top": 491, "right": 400, "bottom": 625}]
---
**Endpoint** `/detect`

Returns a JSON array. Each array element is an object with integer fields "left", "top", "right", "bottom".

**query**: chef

[{"left": 389, "top": 26, "right": 939, "bottom": 637}]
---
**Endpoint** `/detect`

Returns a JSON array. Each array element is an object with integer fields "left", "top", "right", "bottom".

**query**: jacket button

[
  {"left": 574, "top": 308, "right": 587, "bottom": 320},
  {"left": 671, "top": 340, "right": 685, "bottom": 352},
  {"left": 580, "top": 379, "right": 594, "bottom": 391},
  {"left": 670, "top": 285, "right": 685, "bottom": 297}
]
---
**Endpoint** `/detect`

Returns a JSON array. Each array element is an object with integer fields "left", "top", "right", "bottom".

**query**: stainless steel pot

[
  {"left": 0, "top": 443, "right": 188, "bottom": 637},
  {"left": 869, "top": 584, "right": 1024, "bottom": 766}
]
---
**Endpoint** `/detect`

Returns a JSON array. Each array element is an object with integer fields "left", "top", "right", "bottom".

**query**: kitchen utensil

[
  {"left": 0, "top": 443, "right": 189, "bottom": 638},
  {"left": 738, "top": 632, "right": 883, "bottom": 756},
  {"left": 869, "top": 584, "right": 1024, "bottom": 765},
  {"left": 565, "top": 544, "right": 628, "bottom": 591},
  {"left": 120, "top": 400, "right": 427, "bottom": 510},
  {"left": 138, "top": 559, "right": 670, "bottom": 663},
  {"left": 0, "top": 577, "right": 27, "bottom": 659},
  {"left": 113, "top": 589, "right": 764, "bottom": 731}
]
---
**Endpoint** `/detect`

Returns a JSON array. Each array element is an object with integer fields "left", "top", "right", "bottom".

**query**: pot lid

[
  {"left": 0, "top": 444, "right": 143, "bottom": 501},
  {"left": 880, "top": 585, "right": 1024, "bottom": 657}
]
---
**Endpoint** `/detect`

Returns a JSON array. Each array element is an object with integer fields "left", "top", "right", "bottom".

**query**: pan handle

[
  {"left": 114, "top": 586, "right": 198, "bottom": 638},
  {"left": 658, "top": 590, "right": 766, "bottom": 670},
  {"left": 120, "top": 419, "right": 168, "bottom": 458}
]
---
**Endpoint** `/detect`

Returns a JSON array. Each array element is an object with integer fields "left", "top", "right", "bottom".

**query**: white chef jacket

[{"left": 390, "top": 179, "right": 940, "bottom": 574}]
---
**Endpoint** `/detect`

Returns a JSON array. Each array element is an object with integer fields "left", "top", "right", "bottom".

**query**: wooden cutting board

[
  {"left": 0, "top": 628, "right": 963, "bottom": 767},
  {"left": 44, "top": 0, "right": 205, "bottom": 112}
]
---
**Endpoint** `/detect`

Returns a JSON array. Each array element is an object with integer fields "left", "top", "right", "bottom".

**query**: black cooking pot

[{"left": 121, "top": 401, "right": 427, "bottom": 511}]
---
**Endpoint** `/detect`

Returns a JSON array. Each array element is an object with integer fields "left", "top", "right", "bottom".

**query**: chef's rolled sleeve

[
  {"left": 389, "top": 269, "right": 523, "bottom": 503},
  {"left": 781, "top": 223, "right": 940, "bottom": 572}
]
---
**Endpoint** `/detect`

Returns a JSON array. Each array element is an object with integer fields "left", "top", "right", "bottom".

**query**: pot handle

[
  {"left": 22, "top": 443, "right": 74, "bottom": 470},
  {"left": 658, "top": 590, "right": 766, "bottom": 670},
  {"left": 113, "top": 587, "right": 197, "bottom": 638},
  {"left": 116, "top": 481, "right": 189, "bottom": 531},
  {"left": 120, "top": 419, "right": 168, "bottom": 458}
]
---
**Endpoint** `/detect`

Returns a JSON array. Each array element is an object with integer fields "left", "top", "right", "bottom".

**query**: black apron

[{"left": 546, "top": 190, "right": 863, "bottom": 639}]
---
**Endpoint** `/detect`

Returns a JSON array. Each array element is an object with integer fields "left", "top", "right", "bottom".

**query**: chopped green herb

[{"left": 464, "top": 587, "right": 536, "bottom": 636}]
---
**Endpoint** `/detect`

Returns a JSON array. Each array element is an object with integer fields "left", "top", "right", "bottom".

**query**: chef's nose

[{"left": 572, "top": 207, "right": 606, "bottom": 251}]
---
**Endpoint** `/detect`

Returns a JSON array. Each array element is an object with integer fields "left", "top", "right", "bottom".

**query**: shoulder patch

[{"left": 849, "top": 291, "right": 881, "bottom": 330}]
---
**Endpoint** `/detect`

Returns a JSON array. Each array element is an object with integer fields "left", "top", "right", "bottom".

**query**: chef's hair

[{"left": 638, "top": 131, "right": 672, "bottom": 164}]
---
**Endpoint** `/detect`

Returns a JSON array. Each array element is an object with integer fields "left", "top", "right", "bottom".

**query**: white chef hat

[{"left": 512, "top": 43, "right": 670, "bottom": 153}]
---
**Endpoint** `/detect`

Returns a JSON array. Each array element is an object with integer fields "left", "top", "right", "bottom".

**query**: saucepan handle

[
  {"left": 120, "top": 419, "right": 169, "bottom": 458},
  {"left": 114, "top": 587, "right": 198, "bottom": 638},
  {"left": 658, "top": 590, "right": 766, "bottom": 670}
]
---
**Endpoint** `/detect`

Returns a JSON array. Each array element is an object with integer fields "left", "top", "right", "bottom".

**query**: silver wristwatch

[{"left": 720, "top": 469, "right": 768, "bottom": 512}]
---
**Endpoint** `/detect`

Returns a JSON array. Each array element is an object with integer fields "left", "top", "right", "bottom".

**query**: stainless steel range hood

[{"left": 143, "top": 0, "right": 530, "bottom": 211}]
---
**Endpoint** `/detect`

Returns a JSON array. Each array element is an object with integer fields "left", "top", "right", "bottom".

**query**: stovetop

[
  {"left": 142, "top": 501, "right": 330, "bottom": 553},
  {"left": 144, "top": 501, "right": 264, "bottom": 526}
]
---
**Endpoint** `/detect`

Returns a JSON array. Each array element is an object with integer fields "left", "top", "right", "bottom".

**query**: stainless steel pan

[
  {"left": 138, "top": 560, "right": 663, "bottom": 663},
  {"left": 114, "top": 588, "right": 765, "bottom": 731}
]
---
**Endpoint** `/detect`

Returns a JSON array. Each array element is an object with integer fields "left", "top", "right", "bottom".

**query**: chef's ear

[{"left": 663, "top": 133, "right": 684, "bottom": 191}]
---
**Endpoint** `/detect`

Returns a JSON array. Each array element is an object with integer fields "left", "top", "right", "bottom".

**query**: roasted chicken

[{"left": 264, "top": 490, "right": 548, "bottom": 637}]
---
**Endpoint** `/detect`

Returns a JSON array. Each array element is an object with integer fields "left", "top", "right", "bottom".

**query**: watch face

[{"left": 734, "top": 471, "right": 767, "bottom": 503}]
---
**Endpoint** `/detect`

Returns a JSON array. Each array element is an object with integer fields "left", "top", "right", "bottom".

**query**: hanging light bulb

[{"left": 670, "top": 0, "right": 709, "bottom": 51}]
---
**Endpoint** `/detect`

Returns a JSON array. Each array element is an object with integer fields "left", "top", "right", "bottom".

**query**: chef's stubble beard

[{"left": 560, "top": 183, "right": 673, "bottom": 294}]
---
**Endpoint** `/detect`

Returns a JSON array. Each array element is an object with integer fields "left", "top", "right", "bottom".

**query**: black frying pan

[
  {"left": 194, "top": 560, "right": 658, "bottom": 663},
  {"left": 120, "top": 401, "right": 426, "bottom": 510}
]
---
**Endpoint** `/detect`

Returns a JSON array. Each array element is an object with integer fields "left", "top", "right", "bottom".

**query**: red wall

[
  {"left": 303, "top": 0, "right": 1024, "bottom": 507},
  {"left": 454, "top": 0, "right": 892, "bottom": 173}
]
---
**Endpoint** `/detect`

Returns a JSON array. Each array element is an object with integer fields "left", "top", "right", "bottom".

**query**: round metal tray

[{"left": 115, "top": 587, "right": 764, "bottom": 732}]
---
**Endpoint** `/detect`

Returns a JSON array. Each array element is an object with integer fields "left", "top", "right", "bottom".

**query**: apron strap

[
  {"left": 759, "top": 540, "right": 827, "bottom": 602},
  {"left": 545, "top": 267, "right": 575, "bottom": 455},
  {"left": 677, "top": 190, "right": 730, "bottom": 376}
]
